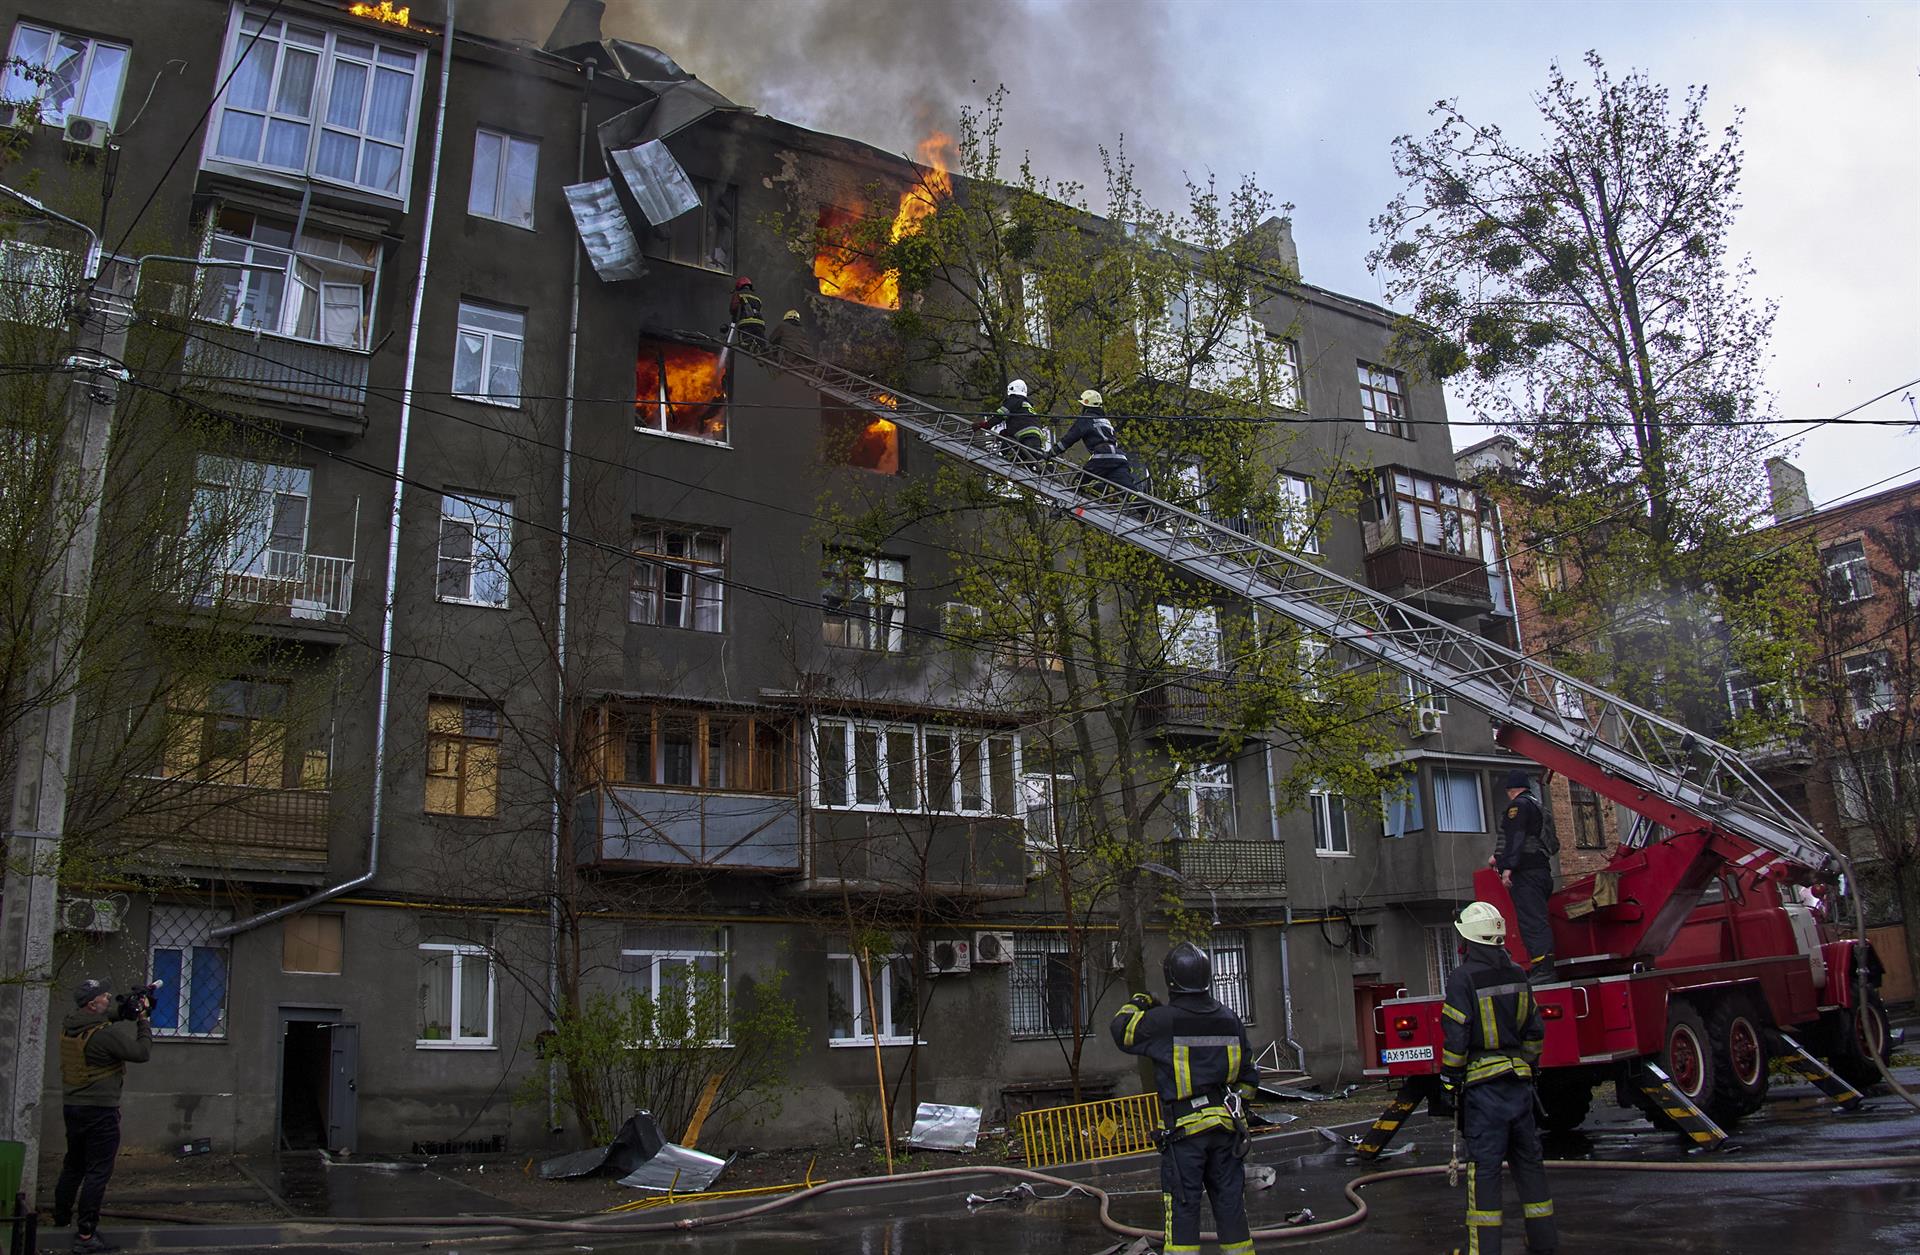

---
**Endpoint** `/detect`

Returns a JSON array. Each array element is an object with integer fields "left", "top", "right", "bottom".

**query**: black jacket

[
  {"left": 1057, "top": 411, "right": 1127, "bottom": 463},
  {"left": 1112, "top": 990, "right": 1259, "bottom": 1135},
  {"left": 1441, "top": 940, "right": 1544, "bottom": 1086},
  {"left": 1496, "top": 789, "right": 1549, "bottom": 871}
]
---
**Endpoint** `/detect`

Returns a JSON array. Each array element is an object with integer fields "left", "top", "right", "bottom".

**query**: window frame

[
  {"left": 204, "top": 9, "right": 426, "bottom": 202},
  {"left": 822, "top": 551, "right": 907, "bottom": 653},
  {"left": 644, "top": 177, "right": 737, "bottom": 273},
  {"left": 1208, "top": 929, "right": 1253, "bottom": 1022},
  {"left": 436, "top": 491, "right": 511, "bottom": 609},
  {"left": 620, "top": 934, "right": 730, "bottom": 1046},
  {"left": 147, "top": 905, "right": 233, "bottom": 1039},
  {"left": 1433, "top": 767, "right": 1488, "bottom": 834},
  {"left": 281, "top": 911, "right": 345, "bottom": 974},
  {"left": 1569, "top": 780, "right": 1606, "bottom": 850},
  {"left": 452, "top": 300, "right": 525, "bottom": 407},
  {"left": 1371, "top": 469, "right": 1485, "bottom": 558},
  {"left": 1357, "top": 362, "right": 1410, "bottom": 438},
  {"left": 189, "top": 455, "right": 313, "bottom": 579},
  {"left": 424, "top": 695, "right": 502, "bottom": 818},
  {"left": 2, "top": 22, "right": 130, "bottom": 128},
  {"left": 1158, "top": 602, "right": 1224, "bottom": 671},
  {"left": 602, "top": 704, "right": 795, "bottom": 795},
  {"left": 1008, "top": 932, "right": 1095, "bottom": 1039},
  {"left": 1264, "top": 335, "right": 1303, "bottom": 412},
  {"left": 1020, "top": 769, "right": 1077, "bottom": 868},
  {"left": 630, "top": 520, "right": 727, "bottom": 632},
  {"left": 160, "top": 677, "right": 296, "bottom": 789},
  {"left": 811, "top": 716, "right": 1020, "bottom": 816},
  {"left": 1277, "top": 472, "right": 1320, "bottom": 555},
  {"left": 1178, "top": 761, "right": 1238, "bottom": 842},
  {"left": 1843, "top": 650, "right": 1896, "bottom": 726},
  {"left": 415, "top": 940, "right": 495, "bottom": 1048},
  {"left": 1309, "top": 787, "right": 1350, "bottom": 856},
  {"left": 1823, "top": 539, "right": 1872, "bottom": 604},
  {"left": 197, "top": 207, "right": 380, "bottom": 351},
  {"left": 467, "top": 127, "right": 538, "bottom": 229},
  {"left": 826, "top": 952, "right": 918, "bottom": 1046},
  {"left": 1381, "top": 777, "right": 1424, "bottom": 837}
]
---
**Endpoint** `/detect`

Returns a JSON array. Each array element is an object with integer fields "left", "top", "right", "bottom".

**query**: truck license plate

[{"left": 1381, "top": 1045, "right": 1433, "bottom": 1063}]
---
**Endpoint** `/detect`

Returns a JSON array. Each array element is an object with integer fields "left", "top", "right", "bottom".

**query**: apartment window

[
  {"left": 1310, "top": 788, "right": 1350, "bottom": 855},
  {"left": 1570, "top": 781, "right": 1606, "bottom": 850},
  {"left": 630, "top": 522, "right": 725, "bottom": 631},
  {"left": 1020, "top": 769, "right": 1078, "bottom": 865},
  {"left": 148, "top": 906, "right": 231, "bottom": 1038},
  {"left": 417, "top": 939, "right": 494, "bottom": 1046},
  {"left": 646, "top": 178, "right": 736, "bottom": 272},
  {"left": 1434, "top": 768, "right": 1487, "bottom": 833},
  {"left": 1382, "top": 779, "right": 1424, "bottom": 837},
  {"left": 1824, "top": 540, "right": 1872, "bottom": 604},
  {"left": 1843, "top": 651, "right": 1895, "bottom": 726},
  {"left": 1264, "top": 336, "right": 1302, "bottom": 411},
  {"left": 453, "top": 302, "right": 524, "bottom": 406},
  {"left": 604, "top": 705, "right": 794, "bottom": 794},
  {"left": 1209, "top": 930, "right": 1252, "bottom": 1021},
  {"left": 1533, "top": 535, "right": 1565, "bottom": 592},
  {"left": 1425, "top": 924, "right": 1462, "bottom": 996},
  {"left": 1277, "top": 473, "right": 1320, "bottom": 555},
  {"left": 1352, "top": 923, "right": 1379, "bottom": 960},
  {"left": 812, "top": 717, "right": 1017, "bottom": 815},
  {"left": 1371, "top": 470, "right": 1483, "bottom": 557},
  {"left": 161, "top": 678, "right": 293, "bottom": 788},
  {"left": 1402, "top": 674, "right": 1450, "bottom": 716},
  {"left": 208, "top": 11, "right": 424, "bottom": 198},
  {"left": 636, "top": 336, "right": 729, "bottom": 442},
  {"left": 1483, "top": 520, "right": 1512, "bottom": 616},
  {"left": 1179, "top": 762, "right": 1237, "bottom": 842},
  {"left": 1835, "top": 748, "right": 1920, "bottom": 823},
  {"left": 199, "top": 208, "right": 378, "bottom": 349},
  {"left": 467, "top": 128, "right": 537, "bottom": 228},
  {"left": 823, "top": 552, "right": 907, "bottom": 652},
  {"left": 621, "top": 926, "right": 728, "bottom": 1043},
  {"left": 827, "top": 953, "right": 916, "bottom": 1045},
  {"left": 436, "top": 492, "right": 510, "bottom": 607},
  {"left": 1553, "top": 681, "right": 1586, "bottom": 721},
  {"left": 822, "top": 395, "right": 901, "bottom": 474},
  {"left": 1158, "top": 603, "right": 1223, "bottom": 671},
  {"left": 1010, "top": 932, "right": 1093, "bottom": 1038},
  {"left": 1297, "top": 634, "right": 1331, "bottom": 702},
  {"left": 282, "top": 912, "right": 344, "bottom": 974},
  {"left": 190, "top": 456, "right": 311, "bottom": 578},
  {"left": 1725, "top": 668, "right": 1799, "bottom": 721},
  {"left": 1358, "top": 363, "right": 1409, "bottom": 437},
  {"left": 2, "top": 23, "right": 128, "bottom": 127},
  {"left": 1153, "top": 282, "right": 1257, "bottom": 395},
  {"left": 425, "top": 697, "right": 500, "bottom": 817},
  {"left": 0, "top": 240, "right": 72, "bottom": 327}
]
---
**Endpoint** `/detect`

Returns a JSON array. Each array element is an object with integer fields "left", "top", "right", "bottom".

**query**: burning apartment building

[{"left": 0, "top": 0, "right": 1523, "bottom": 1157}]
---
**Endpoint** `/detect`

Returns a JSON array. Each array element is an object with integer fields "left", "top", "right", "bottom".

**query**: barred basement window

[
  {"left": 1009, "top": 932, "right": 1094, "bottom": 1038},
  {"left": 1208, "top": 930, "right": 1252, "bottom": 1022},
  {"left": 148, "top": 905, "right": 232, "bottom": 1038}
]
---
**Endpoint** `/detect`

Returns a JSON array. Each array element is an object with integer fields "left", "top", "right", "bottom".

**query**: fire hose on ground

[{"left": 120, "top": 1149, "right": 1920, "bottom": 1244}]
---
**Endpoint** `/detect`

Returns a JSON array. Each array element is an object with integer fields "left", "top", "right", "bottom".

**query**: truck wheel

[
  {"left": 1535, "top": 1073, "right": 1592, "bottom": 1132},
  {"left": 1706, "top": 997, "right": 1769, "bottom": 1120},
  {"left": 1827, "top": 992, "right": 1893, "bottom": 1091},
  {"left": 1662, "top": 1002, "right": 1715, "bottom": 1112}
]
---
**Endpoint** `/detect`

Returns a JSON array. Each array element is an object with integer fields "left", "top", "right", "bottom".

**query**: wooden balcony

[
  {"left": 179, "top": 324, "right": 370, "bottom": 435},
  {"left": 1168, "top": 839, "right": 1288, "bottom": 899},
  {"left": 116, "top": 778, "right": 330, "bottom": 876},
  {"left": 576, "top": 784, "right": 802, "bottom": 873}
]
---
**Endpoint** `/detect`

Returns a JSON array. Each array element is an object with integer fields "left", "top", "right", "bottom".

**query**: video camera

[{"left": 115, "top": 980, "right": 162, "bottom": 1021}]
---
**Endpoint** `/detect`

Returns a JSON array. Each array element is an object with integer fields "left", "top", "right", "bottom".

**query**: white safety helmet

[
  {"left": 1080, "top": 389, "right": 1104, "bottom": 408},
  {"left": 1006, "top": 379, "right": 1029, "bottom": 398},
  {"left": 1455, "top": 901, "right": 1507, "bottom": 945}
]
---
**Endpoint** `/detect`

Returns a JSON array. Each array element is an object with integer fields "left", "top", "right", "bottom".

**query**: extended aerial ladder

[{"left": 725, "top": 335, "right": 1840, "bottom": 963}]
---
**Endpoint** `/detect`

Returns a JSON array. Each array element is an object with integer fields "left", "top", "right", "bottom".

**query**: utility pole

[{"left": 0, "top": 240, "right": 130, "bottom": 1204}]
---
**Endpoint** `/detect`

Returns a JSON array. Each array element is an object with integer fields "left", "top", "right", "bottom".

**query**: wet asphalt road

[{"left": 527, "top": 1068, "right": 1920, "bottom": 1254}]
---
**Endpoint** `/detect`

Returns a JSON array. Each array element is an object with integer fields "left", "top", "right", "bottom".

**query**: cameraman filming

[{"left": 53, "top": 978, "right": 152, "bottom": 1253}]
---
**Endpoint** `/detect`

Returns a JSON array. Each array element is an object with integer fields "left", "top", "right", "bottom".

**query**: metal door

[{"left": 326, "top": 1023, "right": 359, "bottom": 1153}]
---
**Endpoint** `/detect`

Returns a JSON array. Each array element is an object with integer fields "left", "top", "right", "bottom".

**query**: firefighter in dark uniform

[
  {"left": 1055, "top": 389, "right": 1141, "bottom": 493},
  {"left": 1111, "top": 942, "right": 1259, "bottom": 1255},
  {"left": 1491, "top": 768, "right": 1556, "bottom": 983},
  {"left": 729, "top": 276, "right": 767, "bottom": 343},
  {"left": 1442, "top": 901, "right": 1556, "bottom": 1255},
  {"left": 974, "top": 378, "right": 1049, "bottom": 464}
]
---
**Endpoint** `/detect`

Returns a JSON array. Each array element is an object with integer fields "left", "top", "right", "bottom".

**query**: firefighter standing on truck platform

[
  {"left": 1442, "top": 901, "right": 1556, "bottom": 1255},
  {"left": 1491, "top": 768, "right": 1556, "bottom": 984},
  {"left": 1111, "top": 941, "right": 1259, "bottom": 1255}
]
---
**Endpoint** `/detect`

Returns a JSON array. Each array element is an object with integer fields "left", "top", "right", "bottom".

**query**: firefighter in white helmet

[
  {"left": 1442, "top": 901, "right": 1555, "bottom": 1255},
  {"left": 975, "top": 378, "right": 1049, "bottom": 464}
]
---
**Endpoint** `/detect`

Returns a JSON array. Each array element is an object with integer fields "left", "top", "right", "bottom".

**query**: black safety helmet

[{"left": 1163, "top": 941, "right": 1212, "bottom": 993}]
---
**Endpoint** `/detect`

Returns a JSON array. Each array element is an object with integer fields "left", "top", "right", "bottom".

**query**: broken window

[
  {"left": 635, "top": 336, "right": 728, "bottom": 442},
  {"left": 468, "top": 128, "right": 538, "bottom": 229},
  {"left": 822, "top": 551, "right": 906, "bottom": 652},
  {"left": 813, "top": 204, "right": 893, "bottom": 310},
  {"left": 1358, "top": 362, "right": 1410, "bottom": 438},
  {"left": 3, "top": 23, "right": 129, "bottom": 127},
  {"left": 199, "top": 209, "right": 379, "bottom": 350},
  {"left": 820, "top": 393, "right": 900, "bottom": 474},
  {"left": 630, "top": 521, "right": 726, "bottom": 631},
  {"left": 601, "top": 705, "right": 793, "bottom": 794},
  {"left": 644, "top": 178, "right": 736, "bottom": 272},
  {"left": 424, "top": 697, "right": 500, "bottom": 818}
]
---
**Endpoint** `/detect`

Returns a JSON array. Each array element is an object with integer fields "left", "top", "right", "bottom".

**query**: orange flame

[
  {"left": 636, "top": 338, "right": 728, "bottom": 439},
  {"left": 349, "top": 2, "right": 417, "bottom": 28},
  {"left": 814, "top": 131, "right": 955, "bottom": 311}
]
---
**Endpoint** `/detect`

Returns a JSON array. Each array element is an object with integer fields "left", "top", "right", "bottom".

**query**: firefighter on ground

[
  {"left": 974, "top": 378, "right": 1049, "bottom": 461},
  {"left": 1055, "top": 389, "right": 1141, "bottom": 494},
  {"left": 1442, "top": 901, "right": 1556, "bottom": 1255},
  {"left": 1112, "top": 941, "right": 1259, "bottom": 1255},
  {"left": 771, "top": 308, "right": 812, "bottom": 359},
  {"left": 729, "top": 276, "right": 766, "bottom": 342},
  {"left": 1491, "top": 768, "right": 1556, "bottom": 984}
]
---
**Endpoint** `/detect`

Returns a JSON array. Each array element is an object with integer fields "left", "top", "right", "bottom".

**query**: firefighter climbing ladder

[{"left": 731, "top": 338, "right": 1832, "bottom": 880}]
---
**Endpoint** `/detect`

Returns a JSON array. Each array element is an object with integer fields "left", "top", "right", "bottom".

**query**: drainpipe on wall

[
  {"left": 214, "top": 0, "right": 459, "bottom": 938},
  {"left": 545, "top": 54, "right": 595, "bottom": 1136},
  {"left": 1265, "top": 746, "right": 1307, "bottom": 1073}
]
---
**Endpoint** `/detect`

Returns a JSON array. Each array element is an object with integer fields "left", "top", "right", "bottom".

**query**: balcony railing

[
  {"left": 180, "top": 324, "right": 370, "bottom": 426},
  {"left": 577, "top": 784, "right": 802, "bottom": 873},
  {"left": 1168, "top": 838, "right": 1287, "bottom": 897},
  {"left": 117, "top": 778, "right": 330, "bottom": 872},
  {"left": 1139, "top": 676, "right": 1232, "bottom": 734},
  {"left": 158, "top": 542, "right": 354, "bottom": 622}
]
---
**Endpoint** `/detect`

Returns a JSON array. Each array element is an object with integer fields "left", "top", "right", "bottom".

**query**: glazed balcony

[{"left": 1362, "top": 466, "right": 1498, "bottom": 617}]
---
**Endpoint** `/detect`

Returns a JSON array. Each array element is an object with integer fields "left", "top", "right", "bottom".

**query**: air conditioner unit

[
  {"left": 972, "top": 930, "right": 1015, "bottom": 965},
  {"left": 62, "top": 116, "right": 108, "bottom": 150},
  {"left": 59, "top": 898, "right": 122, "bottom": 934},
  {"left": 1411, "top": 705, "right": 1443, "bottom": 737},
  {"left": 926, "top": 938, "right": 972, "bottom": 976}
]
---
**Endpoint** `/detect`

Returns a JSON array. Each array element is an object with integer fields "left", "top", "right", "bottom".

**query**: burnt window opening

[
  {"left": 813, "top": 205, "right": 894, "bottom": 310},
  {"left": 635, "top": 336, "right": 728, "bottom": 443},
  {"left": 644, "top": 179, "right": 736, "bottom": 273},
  {"left": 593, "top": 703, "right": 795, "bottom": 795},
  {"left": 821, "top": 393, "right": 900, "bottom": 474}
]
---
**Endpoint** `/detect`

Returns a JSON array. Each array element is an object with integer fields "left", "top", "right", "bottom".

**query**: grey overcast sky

[{"left": 476, "top": 0, "right": 1920, "bottom": 509}]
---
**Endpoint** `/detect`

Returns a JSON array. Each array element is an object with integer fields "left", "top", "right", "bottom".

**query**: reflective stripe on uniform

[
  {"left": 1524, "top": 1200, "right": 1554, "bottom": 1219},
  {"left": 1163, "top": 1192, "right": 1174, "bottom": 1247},
  {"left": 1175, "top": 1035, "right": 1241, "bottom": 1047},
  {"left": 1467, "top": 1210, "right": 1503, "bottom": 1225},
  {"left": 1226, "top": 1040, "right": 1242, "bottom": 1089},
  {"left": 1173, "top": 1044, "right": 1192, "bottom": 1099},
  {"left": 1442, "top": 1001, "right": 1469, "bottom": 1024},
  {"left": 1118, "top": 1003, "right": 1146, "bottom": 1047},
  {"left": 1442, "top": 1048, "right": 1469, "bottom": 1068},
  {"left": 1478, "top": 994, "right": 1499, "bottom": 1047},
  {"left": 1220, "top": 1243, "right": 1255, "bottom": 1255}
]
